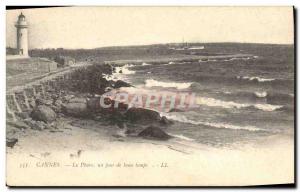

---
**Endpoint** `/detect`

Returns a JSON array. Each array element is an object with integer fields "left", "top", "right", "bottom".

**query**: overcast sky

[{"left": 6, "top": 6, "right": 294, "bottom": 49}]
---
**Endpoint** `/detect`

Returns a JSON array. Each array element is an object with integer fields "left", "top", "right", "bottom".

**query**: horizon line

[{"left": 8, "top": 41, "right": 293, "bottom": 50}]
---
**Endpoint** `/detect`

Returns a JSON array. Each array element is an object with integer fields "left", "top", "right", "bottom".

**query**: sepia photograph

[{"left": 5, "top": 6, "right": 295, "bottom": 186}]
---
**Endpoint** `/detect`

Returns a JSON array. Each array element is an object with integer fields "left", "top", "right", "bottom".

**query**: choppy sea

[{"left": 107, "top": 44, "right": 294, "bottom": 147}]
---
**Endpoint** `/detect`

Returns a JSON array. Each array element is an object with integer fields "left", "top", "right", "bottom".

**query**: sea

[{"left": 106, "top": 43, "right": 294, "bottom": 147}]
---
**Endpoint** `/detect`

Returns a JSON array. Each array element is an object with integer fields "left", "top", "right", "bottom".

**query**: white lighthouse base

[{"left": 6, "top": 55, "right": 30, "bottom": 61}]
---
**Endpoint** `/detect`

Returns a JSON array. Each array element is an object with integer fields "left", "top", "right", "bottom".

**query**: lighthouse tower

[{"left": 15, "top": 12, "right": 29, "bottom": 56}]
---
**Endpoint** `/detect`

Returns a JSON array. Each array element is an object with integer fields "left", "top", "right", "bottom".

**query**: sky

[{"left": 6, "top": 6, "right": 294, "bottom": 49}]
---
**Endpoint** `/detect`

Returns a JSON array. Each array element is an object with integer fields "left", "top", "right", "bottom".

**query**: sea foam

[
  {"left": 196, "top": 96, "right": 282, "bottom": 112},
  {"left": 141, "top": 62, "right": 151, "bottom": 66},
  {"left": 237, "top": 76, "right": 275, "bottom": 82},
  {"left": 255, "top": 91, "right": 268, "bottom": 98},
  {"left": 163, "top": 113, "right": 261, "bottom": 131},
  {"left": 115, "top": 64, "right": 136, "bottom": 75},
  {"left": 103, "top": 64, "right": 135, "bottom": 81},
  {"left": 145, "top": 79, "right": 192, "bottom": 89},
  {"left": 168, "top": 134, "right": 195, "bottom": 141}
]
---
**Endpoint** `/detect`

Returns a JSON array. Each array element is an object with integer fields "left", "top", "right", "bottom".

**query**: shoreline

[
  {"left": 6, "top": 56, "right": 294, "bottom": 186},
  {"left": 6, "top": 117, "right": 294, "bottom": 186},
  {"left": 6, "top": 58, "right": 294, "bottom": 150}
]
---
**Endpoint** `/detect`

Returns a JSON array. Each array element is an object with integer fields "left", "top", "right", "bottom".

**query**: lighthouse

[{"left": 15, "top": 12, "right": 29, "bottom": 56}]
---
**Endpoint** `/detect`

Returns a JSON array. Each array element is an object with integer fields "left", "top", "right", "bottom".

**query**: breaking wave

[
  {"left": 114, "top": 64, "right": 136, "bottom": 75},
  {"left": 237, "top": 76, "right": 275, "bottom": 82},
  {"left": 196, "top": 96, "right": 283, "bottom": 112},
  {"left": 168, "top": 134, "right": 195, "bottom": 141},
  {"left": 255, "top": 91, "right": 268, "bottom": 98},
  {"left": 141, "top": 62, "right": 151, "bottom": 66},
  {"left": 219, "top": 90, "right": 293, "bottom": 105},
  {"left": 145, "top": 79, "right": 192, "bottom": 89},
  {"left": 103, "top": 64, "right": 136, "bottom": 81},
  {"left": 163, "top": 113, "right": 262, "bottom": 131}
]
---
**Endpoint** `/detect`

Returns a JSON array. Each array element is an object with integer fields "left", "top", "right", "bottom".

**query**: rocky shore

[{"left": 7, "top": 63, "right": 174, "bottom": 149}]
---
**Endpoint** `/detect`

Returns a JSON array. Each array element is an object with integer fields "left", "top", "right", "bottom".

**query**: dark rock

[
  {"left": 160, "top": 116, "right": 174, "bottom": 125},
  {"left": 62, "top": 102, "right": 88, "bottom": 117},
  {"left": 108, "top": 111, "right": 126, "bottom": 125},
  {"left": 125, "top": 107, "right": 161, "bottom": 123},
  {"left": 168, "top": 108, "right": 184, "bottom": 113},
  {"left": 6, "top": 138, "right": 18, "bottom": 148},
  {"left": 138, "top": 126, "right": 172, "bottom": 140},
  {"left": 114, "top": 102, "right": 129, "bottom": 113},
  {"left": 61, "top": 97, "right": 89, "bottom": 117},
  {"left": 113, "top": 80, "right": 131, "bottom": 89},
  {"left": 31, "top": 105, "right": 56, "bottom": 123},
  {"left": 68, "top": 97, "right": 86, "bottom": 103},
  {"left": 87, "top": 97, "right": 128, "bottom": 114},
  {"left": 69, "top": 64, "right": 112, "bottom": 94},
  {"left": 49, "top": 129, "right": 64, "bottom": 133},
  {"left": 105, "top": 87, "right": 114, "bottom": 93},
  {"left": 87, "top": 97, "right": 101, "bottom": 112}
]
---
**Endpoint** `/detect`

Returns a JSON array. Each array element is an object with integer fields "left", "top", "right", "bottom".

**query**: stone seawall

[{"left": 6, "top": 67, "right": 86, "bottom": 122}]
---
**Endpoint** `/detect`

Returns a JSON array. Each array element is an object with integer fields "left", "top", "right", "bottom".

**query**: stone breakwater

[
  {"left": 6, "top": 63, "right": 114, "bottom": 121},
  {"left": 6, "top": 64, "right": 174, "bottom": 148},
  {"left": 6, "top": 69, "right": 80, "bottom": 122}
]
